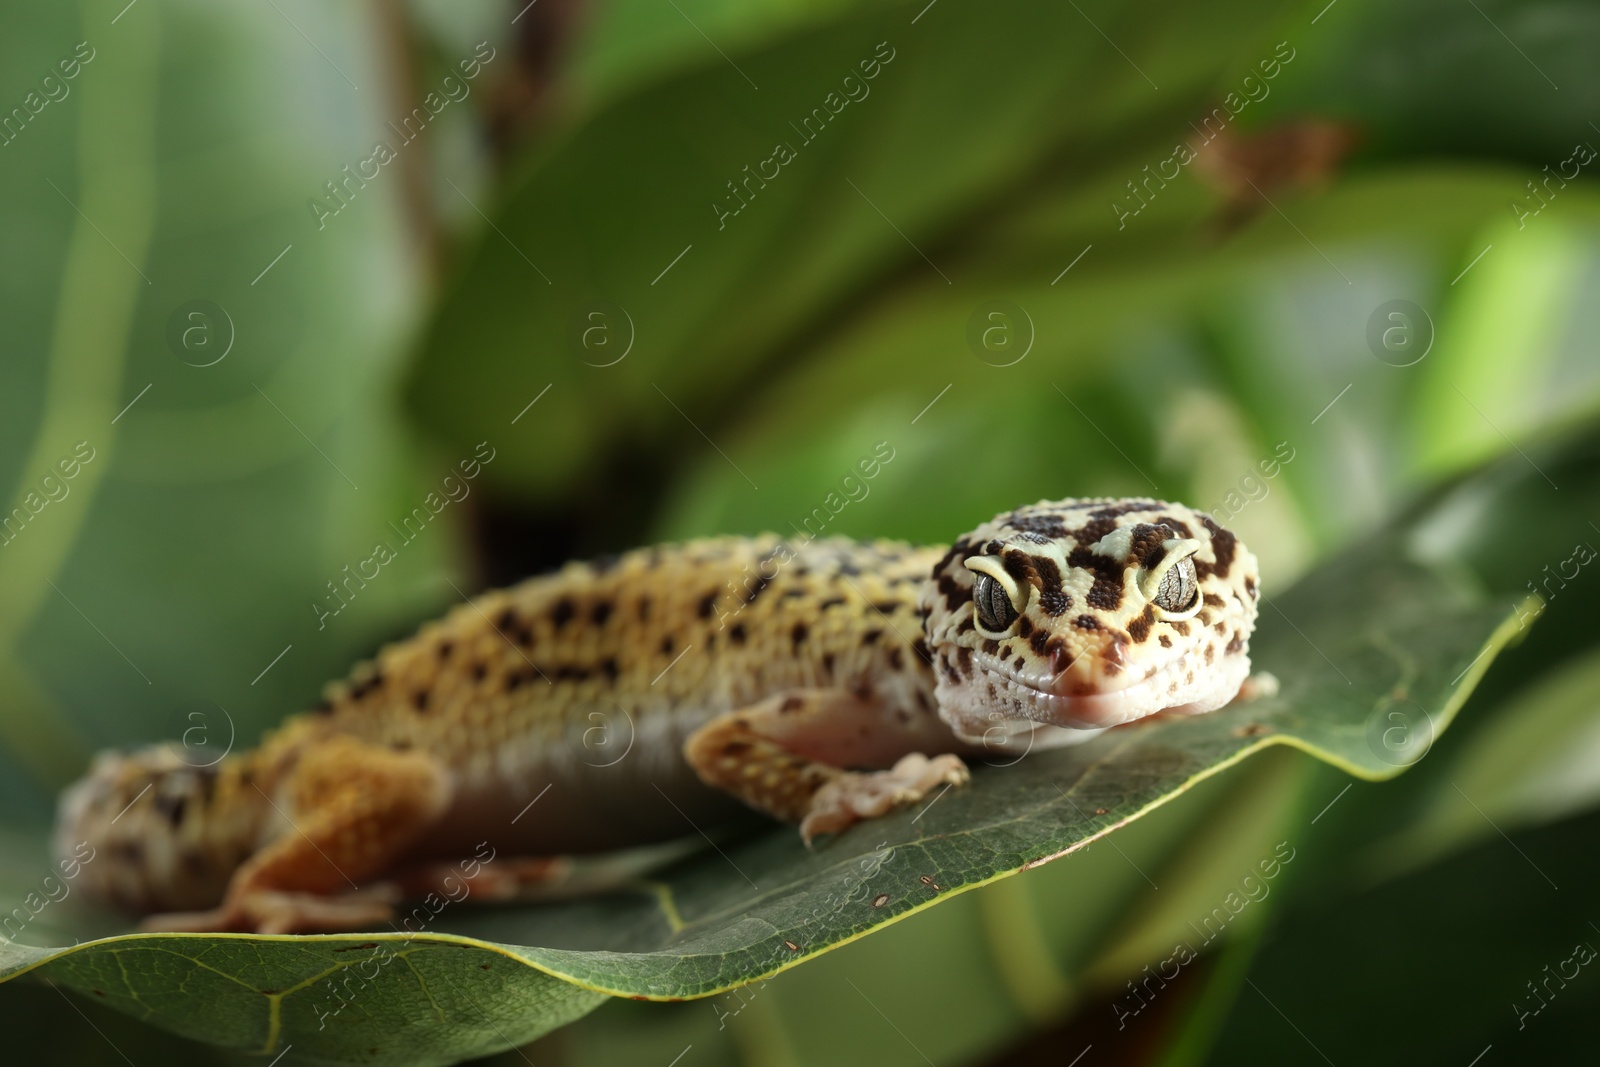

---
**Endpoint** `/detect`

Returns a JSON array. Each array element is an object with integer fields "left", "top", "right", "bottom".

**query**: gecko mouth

[
  {"left": 947, "top": 650, "right": 1223, "bottom": 734},
  {"left": 1001, "top": 673, "right": 1172, "bottom": 729}
]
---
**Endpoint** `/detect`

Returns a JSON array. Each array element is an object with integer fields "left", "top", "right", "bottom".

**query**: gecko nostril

[{"left": 1104, "top": 638, "right": 1129, "bottom": 668}]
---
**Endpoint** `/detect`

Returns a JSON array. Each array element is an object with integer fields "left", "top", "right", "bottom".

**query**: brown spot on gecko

[
  {"left": 1039, "top": 589, "right": 1071, "bottom": 616},
  {"left": 1126, "top": 604, "right": 1156, "bottom": 643},
  {"left": 1195, "top": 514, "right": 1237, "bottom": 577},
  {"left": 154, "top": 794, "right": 185, "bottom": 828},
  {"left": 1068, "top": 546, "right": 1125, "bottom": 610}
]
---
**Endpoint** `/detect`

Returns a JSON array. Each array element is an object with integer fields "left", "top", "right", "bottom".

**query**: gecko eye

[
  {"left": 1152, "top": 557, "right": 1198, "bottom": 613},
  {"left": 973, "top": 574, "right": 1019, "bottom": 632},
  {"left": 1139, "top": 538, "right": 1204, "bottom": 619},
  {"left": 964, "top": 557, "right": 1026, "bottom": 635}
]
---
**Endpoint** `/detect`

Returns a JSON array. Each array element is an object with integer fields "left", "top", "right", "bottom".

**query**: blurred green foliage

[{"left": 1, "top": 0, "right": 1598, "bottom": 1062}]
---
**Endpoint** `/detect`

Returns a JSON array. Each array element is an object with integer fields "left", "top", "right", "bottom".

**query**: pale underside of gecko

[{"left": 55, "top": 498, "right": 1266, "bottom": 933}]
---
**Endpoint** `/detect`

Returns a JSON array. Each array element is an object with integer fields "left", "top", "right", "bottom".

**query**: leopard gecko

[{"left": 55, "top": 497, "right": 1267, "bottom": 934}]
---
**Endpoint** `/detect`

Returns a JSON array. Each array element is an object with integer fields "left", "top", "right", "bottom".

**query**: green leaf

[
  {"left": 1199, "top": 789, "right": 1600, "bottom": 1067},
  {"left": 404, "top": 0, "right": 1301, "bottom": 499},
  {"left": 0, "top": 0, "right": 456, "bottom": 803},
  {"left": 0, "top": 443, "right": 1528, "bottom": 1064}
]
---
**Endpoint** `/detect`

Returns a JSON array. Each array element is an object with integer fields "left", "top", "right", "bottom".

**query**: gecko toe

[{"left": 800, "top": 753, "right": 971, "bottom": 842}]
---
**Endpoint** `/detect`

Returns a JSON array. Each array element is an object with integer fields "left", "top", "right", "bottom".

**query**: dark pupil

[
  {"left": 1155, "top": 558, "right": 1197, "bottom": 612},
  {"left": 974, "top": 574, "right": 1018, "bottom": 631}
]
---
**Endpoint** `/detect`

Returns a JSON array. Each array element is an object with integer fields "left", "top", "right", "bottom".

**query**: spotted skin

[
  {"left": 56, "top": 499, "right": 1264, "bottom": 932},
  {"left": 919, "top": 498, "right": 1261, "bottom": 751}
]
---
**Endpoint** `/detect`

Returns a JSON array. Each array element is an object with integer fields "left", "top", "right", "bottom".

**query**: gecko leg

[
  {"left": 683, "top": 689, "right": 969, "bottom": 843},
  {"left": 141, "top": 738, "right": 452, "bottom": 934},
  {"left": 1235, "top": 672, "right": 1280, "bottom": 702}
]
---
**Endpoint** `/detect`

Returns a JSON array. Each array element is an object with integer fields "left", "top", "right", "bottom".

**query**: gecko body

[{"left": 56, "top": 498, "right": 1263, "bottom": 933}]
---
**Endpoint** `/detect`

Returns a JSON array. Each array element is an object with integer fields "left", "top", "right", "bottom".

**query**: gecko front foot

[
  {"left": 801, "top": 753, "right": 970, "bottom": 843},
  {"left": 141, "top": 886, "right": 400, "bottom": 935},
  {"left": 1236, "top": 671, "right": 1280, "bottom": 702}
]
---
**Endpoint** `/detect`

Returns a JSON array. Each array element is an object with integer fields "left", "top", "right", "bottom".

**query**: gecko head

[
  {"left": 55, "top": 745, "right": 267, "bottom": 914},
  {"left": 919, "top": 498, "right": 1261, "bottom": 744}
]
